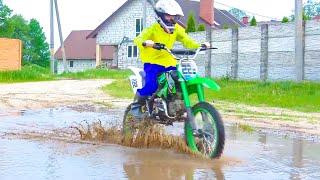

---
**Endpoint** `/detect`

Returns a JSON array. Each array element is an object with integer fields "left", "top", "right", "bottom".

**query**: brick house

[
  {"left": 87, "top": 0, "right": 244, "bottom": 69},
  {"left": 54, "top": 30, "right": 114, "bottom": 74}
]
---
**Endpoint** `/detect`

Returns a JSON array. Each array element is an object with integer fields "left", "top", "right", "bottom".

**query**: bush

[
  {"left": 250, "top": 16, "right": 257, "bottom": 26},
  {"left": 186, "top": 12, "right": 197, "bottom": 33},
  {"left": 197, "top": 24, "right": 206, "bottom": 31},
  {"left": 282, "top": 16, "right": 289, "bottom": 23}
]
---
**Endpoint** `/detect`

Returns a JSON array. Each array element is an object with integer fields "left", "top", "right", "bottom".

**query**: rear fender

[{"left": 128, "top": 67, "right": 144, "bottom": 94}]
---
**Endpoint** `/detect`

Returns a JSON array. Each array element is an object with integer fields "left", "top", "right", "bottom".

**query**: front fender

[{"left": 186, "top": 77, "right": 221, "bottom": 91}]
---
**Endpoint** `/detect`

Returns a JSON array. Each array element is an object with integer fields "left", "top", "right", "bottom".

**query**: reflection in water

[
  {"left": 45, "top": 153, "right": 60, "bottom": 180},
  {"left": 290, "top": 139, "right": 304, "bottom": 180},
  {"left": 293, "top": 139, "right": 303, "bottom": 168},
  {"left": 258, "top": 133, "right": 267, "bottom": 144},
  {"left": 123, "top": 150, "right": 225, "bottom": 180},
  {"left": 1, "top": 107, "right": 320, "bottom": 179}
]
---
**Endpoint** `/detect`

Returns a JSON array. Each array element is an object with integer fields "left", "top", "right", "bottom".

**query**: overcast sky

[{"left": 3, "top": 0, "right": 302, "bottom": 49}]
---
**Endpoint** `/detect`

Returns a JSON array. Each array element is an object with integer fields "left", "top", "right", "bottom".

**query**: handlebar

[{"left": 142, "top": 42, "right": 217, "bottom": 60}]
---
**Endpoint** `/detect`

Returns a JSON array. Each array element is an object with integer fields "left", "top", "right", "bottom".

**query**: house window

[
  {"left": 128, "top": 46, "right": 132, "bottom": 57},
  {"left": 70, "top": 60, "right": 74, "bottom": 68},
  {"left": 133, "top": 46, "right": 138, "bottom": 57},
  {"left": 136, "top": 18, "right": 143, "bottom": 36},
  {"left": 128, "top": 45, "right": 138, "bottom": 58}
]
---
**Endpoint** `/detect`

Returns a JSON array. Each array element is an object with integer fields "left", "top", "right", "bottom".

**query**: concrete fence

[{"left": 189, "top": 20, "right": 320, "bottom": 81}]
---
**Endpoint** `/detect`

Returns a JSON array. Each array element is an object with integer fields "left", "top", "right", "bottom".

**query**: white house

[
  {"left": 54, "top": 30, "right": 114, "bottom": 74},
  {"left": 87, "top": 0, "right": 244, "bottom": 70}
]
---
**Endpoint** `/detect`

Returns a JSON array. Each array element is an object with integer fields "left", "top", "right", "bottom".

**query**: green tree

[
  {"left": 0, "top": 0, "right": 13, "bottom": 36},
  {"left": 0, "top": 0, "right": 50, "bottom": 67},
  {"left": 186, "top": 11, "right": 196, "bottom": 33},
  {"left": 250, "top": 16, "right": 257, "bottom": 26},
  {"left": 228, "top": 8, "right": 247, "bottom": 21},
  {"left": 304, "top": 0, "right": 320, "bottom": 19},
  {"left": 0, "top": 0, "right": 11, "bottom": 21},
  {"left": 7, "top": 15, "right": 32, "bottom": 63},
  {"left": 27, "top": 19, "right": 50, "bottom": 67},
  {"left": 282, "top": 16, "right": 289, "bottom": 23},
  {"left": 197, "top": 23, "right": 206, "bottom": 31}
]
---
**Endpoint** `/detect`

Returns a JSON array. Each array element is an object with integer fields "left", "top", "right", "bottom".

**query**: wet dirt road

[{"left": 1, "top": 107, "right": 320, "bottom": 180}]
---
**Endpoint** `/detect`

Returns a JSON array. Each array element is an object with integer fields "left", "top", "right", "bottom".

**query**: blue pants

[{"left": 137, "top": 63, "right": 176, "bottom": 96}]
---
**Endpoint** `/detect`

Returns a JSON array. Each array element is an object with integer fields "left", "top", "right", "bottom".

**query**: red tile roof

[{"left": 55, "top": 30, "right": 114, "bottom": 60}]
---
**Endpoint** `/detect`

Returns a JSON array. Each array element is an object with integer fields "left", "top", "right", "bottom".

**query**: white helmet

[
  {"left": 155, "top": 0, "right": 184, "bottom": 16},
  {"left": 155, "top": 0, "right": 184, "bottom": 33}
]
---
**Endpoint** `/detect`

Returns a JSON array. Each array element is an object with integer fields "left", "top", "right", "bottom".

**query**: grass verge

[
  {"left": 59, "top": 68, "right": 131, "bottom": 80},
  {"left": 102, "top": 77, "right": 320, "bottom": 113},
  {"left": 0, "top": 65, "right": 131, "bottom": 83},
  {"left": 206, "top": 79, "right": 320, "bottom": 112},
  {"left": 102, "top": 79, "right": 133, "bottom": 99},
  {"left": 0, "top": 65, "right": 54, "bottom": 83}
]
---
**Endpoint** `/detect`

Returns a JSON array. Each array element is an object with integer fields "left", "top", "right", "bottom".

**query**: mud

[
  {"left": 71, "top": 120, "right": 198, "bottom": 157},
  {"left": 1, "top": 80, "right": 320, "bottom": 179},
  {"left": 0, "top": 80, "right": 128, "bottom": 110},
  {"left": 1, "top": 80, "right": 319, "bottom": 136},
  {"left": 1, "top": 107, "right": 320, "bottom": 179}
]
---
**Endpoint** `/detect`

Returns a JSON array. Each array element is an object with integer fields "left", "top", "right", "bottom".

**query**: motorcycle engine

[{"left": 168, "top": 98, "right": 185, "bottom": 117}]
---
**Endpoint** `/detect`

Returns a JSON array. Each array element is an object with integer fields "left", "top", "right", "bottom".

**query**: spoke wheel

[{"left": 184, "top": 102, "right": 225, "bottom": 158}]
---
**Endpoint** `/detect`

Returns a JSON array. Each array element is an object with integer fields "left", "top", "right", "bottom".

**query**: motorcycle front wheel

[{"left": 184, "top": 102, "right": 225, "bottom": 158}]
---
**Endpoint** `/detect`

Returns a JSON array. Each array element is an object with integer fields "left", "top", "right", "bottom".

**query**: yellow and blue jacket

[{"left": 134, "top": 23, "right": 200, "bottom": 68}]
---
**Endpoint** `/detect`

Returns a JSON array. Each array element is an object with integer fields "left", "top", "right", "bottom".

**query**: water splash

[{"left": 71, "top": 119, "right": 199, "bottom": 157}]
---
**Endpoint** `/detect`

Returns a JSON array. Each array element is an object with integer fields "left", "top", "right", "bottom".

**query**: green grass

[
  {"left": 102, "top": 77, "right": 320, "bottom": 113},
  {"left": 206, "top": 79, "right": 320, "bottom": 112},
  {"left": 0, "top": 65, "right": 54, "bottom": 83},
  {"left": 0, "top": 66, "right": 131, "bottom": 83},
  {"left": 102, "top": 79, "right": 133, "bottom": 99},
  {"left": 59, "top": 68, "right": 131, "bottom": 79},
  {"left": 2, "top": 66, "right": 319, "bottom": 113},
  {"left": 238, "top": 124, "right": 255, "bottom": 133}
]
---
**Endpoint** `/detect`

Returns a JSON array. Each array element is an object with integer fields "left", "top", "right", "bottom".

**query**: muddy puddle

[{"left": 0, "top": 106, "right": 320, "bottom": 179}]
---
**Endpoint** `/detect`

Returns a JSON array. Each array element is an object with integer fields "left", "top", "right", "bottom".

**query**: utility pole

[
  {"left": 295, "top": 0, "right": 304, "bottom": 81},
  {"left": 54, "top": 0, "right": 68, "bottom": 73},
  {"left": 50, "top": 0, "right": 54, "bottom": 74},
  {"left": 205, "top": 0, "right": 215, "bottom": 77},
  {"left": 143, "top": 0, "right": 147, "bottom": 28}
]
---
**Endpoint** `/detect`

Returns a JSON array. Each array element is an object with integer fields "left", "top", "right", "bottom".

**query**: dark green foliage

[
  {"left": 282, "top": 16, "right": 289, "bottom": 23},
  {"left": 27, "top": 19, "right": 50, "bottom": 67},
  {"left": 0, "top": 0, "right": 12, "bottom": 36},
  {"left": 186, "top": 11, "right": 196, "bottom": 33},
  {"left": 250, "top": 16, "right": 257, "bottom": 26},
  {"left": 0, "top": 1, "right": 50, "bottom": 67},
  {"left": 197, "top": 23, "right": 206, "bottom": 31}
]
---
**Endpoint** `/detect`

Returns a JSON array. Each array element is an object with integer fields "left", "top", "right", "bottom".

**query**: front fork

[{"left": 179, "top": 75, "right": 205, "bottom": 132}]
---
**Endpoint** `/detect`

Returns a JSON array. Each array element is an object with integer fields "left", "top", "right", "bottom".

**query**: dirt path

[
  {"left": 0, "top": 80, "right": 128, "bottom": 111},
  {"left": 1, "top": 80, "right": 319, "bottom": 135},
  {"left": 214, "top": 101, "right": 320, "bottom": 136}
]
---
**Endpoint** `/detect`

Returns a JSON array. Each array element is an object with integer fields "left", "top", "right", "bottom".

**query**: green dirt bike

[{"left": 123, "top": 43, "right": 225, "bottom": 158}]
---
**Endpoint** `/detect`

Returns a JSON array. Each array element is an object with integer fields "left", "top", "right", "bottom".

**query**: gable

[{"left": 90, "top": 0, "right": 155, "bottom": 45}]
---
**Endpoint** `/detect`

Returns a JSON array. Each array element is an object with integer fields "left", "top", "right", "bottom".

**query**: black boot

[{"left": 131, "top": 93, "right": 147, "bottom": 120}]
